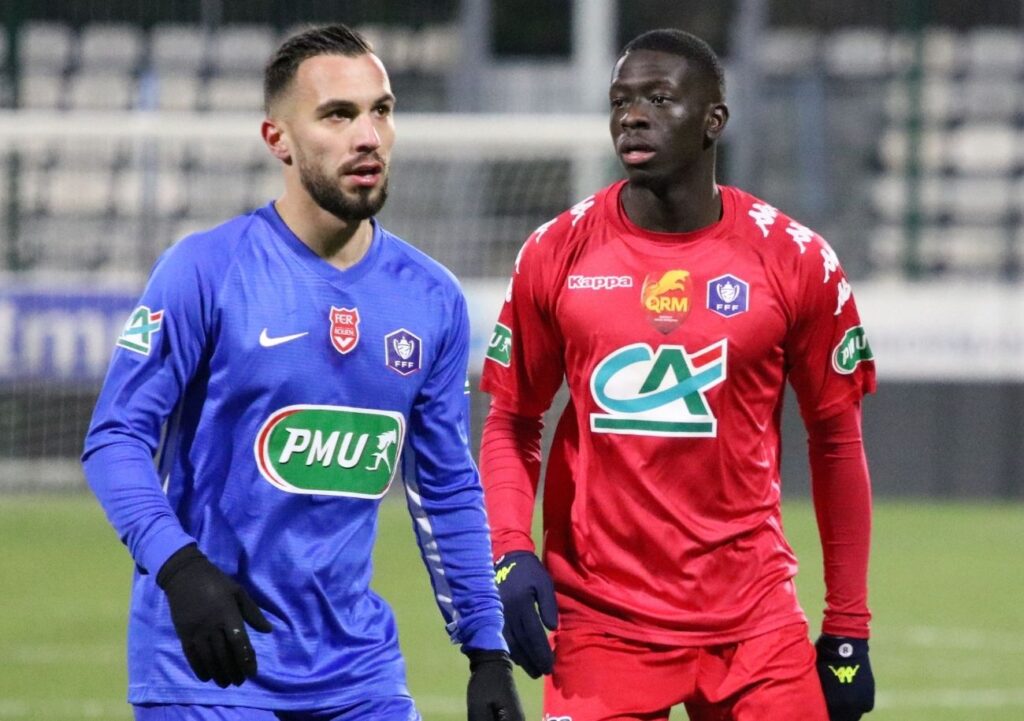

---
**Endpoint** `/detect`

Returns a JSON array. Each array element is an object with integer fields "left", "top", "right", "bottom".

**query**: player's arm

[
  {"left": 479, "top": 221, "right": 566, "bottom": 678},
  {"left": 785, "top": 230, "right": 876, "bottom": 720},
  {"left": 808, "top": 402, "right": 875, "bottom": 721},
  {"left": 81, "top": 241, "right": 269, "bottom": 688},
  {"left": 402, "top": 288, "right": 524, "bottom": 720}
]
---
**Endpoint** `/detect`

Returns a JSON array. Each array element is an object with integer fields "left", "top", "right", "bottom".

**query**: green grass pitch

[{"left": 1, "top": 495, "right": 1022, "bottom": 720}]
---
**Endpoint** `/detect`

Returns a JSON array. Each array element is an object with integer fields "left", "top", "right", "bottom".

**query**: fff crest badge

[
  {"left": 707, "top": 274, "right": 749, "bottom": 318},
  {"left": 385, "top": 328, "right": 422, "bottom": 375},
  {"left": 330, "top": 306, "right": 360, "bottom": 354}
]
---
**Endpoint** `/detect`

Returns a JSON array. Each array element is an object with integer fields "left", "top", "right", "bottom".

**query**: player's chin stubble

[{"left": 298, "top": 156, "right": 389, "bottom": 222}]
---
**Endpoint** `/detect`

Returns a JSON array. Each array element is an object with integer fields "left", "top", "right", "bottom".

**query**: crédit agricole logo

[{"left": 590, "top": 340, "right": 727, "bottom": 436}]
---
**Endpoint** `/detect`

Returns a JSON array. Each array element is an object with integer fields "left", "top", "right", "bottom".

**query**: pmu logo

[
  {"left": 641, "top": 270, "right": 691, "bottom": 334},
  {"left": 254, "top": 404, "right": 404, "bottom": 498},
  {"left": 590, "top": 340, "right": 727, "bottom": 436}
]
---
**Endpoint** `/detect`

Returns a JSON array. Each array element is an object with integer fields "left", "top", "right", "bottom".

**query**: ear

[
  {"left": 261, "top": 118, "right": 292, "bottom": 165},
  {"left": 705, "top": 102, "right": 729, "bottom": 142}
]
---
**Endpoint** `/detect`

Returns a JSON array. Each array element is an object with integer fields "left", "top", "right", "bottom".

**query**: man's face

[
  {"left": 608, "top": 50, "right": 723, "bottom": 187},
  {"left": 277, "top": 53, "right": 396, "bottom": 221}
]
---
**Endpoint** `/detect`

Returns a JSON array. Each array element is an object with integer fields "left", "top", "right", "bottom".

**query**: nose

[
  {"left": 353, "top": 114, "right": 381, "bottom": 153},
  {"left": 619, "top": 100, "right": 649, "bottom": 130}
]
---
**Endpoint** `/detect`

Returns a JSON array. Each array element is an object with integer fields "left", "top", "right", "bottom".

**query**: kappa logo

[
  {"left": 329, "top": 306, "right": 359, "bottom": 355},
  {"left": 828, "top": 665, "right": 861, "bottom": 684},
  {"left": 707, "top": 274, "right": 749, "bottom": 318},
  {"left": 385, "top": 328, "right": 422, "bottom": 376},
  {"left": 642, "top": 270, "right": 691, "bottom": 334},
  {"left": 543, "top": 715, "right": 573, "bottom": 721},
  {"left": 749, "top": 202, "right": 779, "bottom": 237},
  {"left": 486, "top": 322, "right": 513, "bottom": 367},
  {"left": 590, "top": 340, "right": 727, "bottom": 436},
  {"left": 494, "top": 562, "right": 517, "bottom": 585},
  {"left": 832, "top": 326, "right": 873, "bottom": 375},
  {"left": 568, "top": 275, "right": 633, "bottom": 290},
  {"left": 835, "top": 278, "right": 852, "bottom": 316},
  {"left": 116, "top": 305, "right": 164, "bottom": 356},
  {"left": 254, "top": 404, "right": 404, "bottom": 498}
]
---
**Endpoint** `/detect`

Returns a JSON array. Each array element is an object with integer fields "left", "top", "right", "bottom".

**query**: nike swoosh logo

[{"left": 259, "top": 329, "right": 309, "bottom": 348}]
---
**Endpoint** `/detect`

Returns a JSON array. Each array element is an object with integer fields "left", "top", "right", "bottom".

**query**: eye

[
  {"left": 610, "top": 97, "right": 626, "bottom": 109},
  {"left": 374, "top": 104, "right": 393, "bottom": 117},
  {"left": 651, "top": 95, "right": 669, "bottom": 106}
]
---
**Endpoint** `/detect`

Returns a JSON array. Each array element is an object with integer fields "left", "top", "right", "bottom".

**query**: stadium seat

[
  {"left": 877, "top": 127, "right": 949, "bottom": 172},
  {"left": 946, "top": 122, "right": 1019, "bottom": 175},
  {"left": 113, "top": 168, "right": 189, "bottom": 218},
  {"left": 920, "top": 225, "right": 1010, "bottom": 273},
  {"left": 155, "top": 75, "right": 202, "bottom": 111},
  {"left": 825, "top": 29, "right": 890, "bottom": 78},
  {"left": 869, "top": 173, "right": 944, "bottom": 222},
  {"left": 78, "top": 23, "right": 144, "bottom": 73},
  {"left": 884, "top": 76, "right": 956, "bottom": 125},
  {"left": 21, "top": 73, "right": 64, "bottom": 110},
  {"left": 203, "top": 75, "right": 264, "bottom": 112},
  {"left": 67, "top": 72, "right": 136, "bottom": 111},
  {"left": 184, "top": 172, "right": 251, "bottom": 216},
  {"left": 946, "top": 177, "right": 1016, "bottom": 222},
  {"left": 955, "top": 77, "right": 1023, "bottom": 121},
  {"left": 921, "top": 28, "right": 962, "bottom": 76},
  {"left": 48, "top": 168, "right": 114, "bottom": 215},
  {"left": 418, "top": 25, "right": 459, "bottom": 73},
  {"left": 964, "top": 27, "right": 1024, "bottom": 75},
  {"left": 151, "top": 24, "right": 208, "bottom": 73},
  {"left": 19, "top": 22, "right": 74, "bottom": 74},
  {"left": 756, "top": 29, "right": 820, "bottom": 76},
  {"left": 191, "top": 137, "right": 264, "bottom": 170},
  {"left": 209, "top": 25, "right": 277, "bottom": 75}
]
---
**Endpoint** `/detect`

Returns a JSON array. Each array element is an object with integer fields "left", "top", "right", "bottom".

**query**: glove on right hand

[
  {"left": 493, "top": 551, "right": 558, "bottom": 678},
  {"left": 157, "top": 544, "right": 272, "bottom": 688}
]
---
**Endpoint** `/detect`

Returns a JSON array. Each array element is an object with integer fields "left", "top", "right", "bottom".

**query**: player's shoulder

[
  {"left": 518, "top": 181, "right": 619, "bottom": 262},
  {"left": 725, "top": 185, "right": 830, "bottom": 260},
  {"left": 377, "top": 225, "right": 465, "bottom": 301},
  {"left": 157, "top": 208, "right": 264, "bottom": 276}
]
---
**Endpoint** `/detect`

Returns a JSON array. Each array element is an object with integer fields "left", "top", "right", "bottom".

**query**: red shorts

[{"left": 542, "top": 622, "right": 828, "bottom": 721}]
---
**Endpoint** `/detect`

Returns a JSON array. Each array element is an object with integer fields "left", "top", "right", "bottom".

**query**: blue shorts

[{"left": 133, "top": 697, "right": 421, "bottom": 721}]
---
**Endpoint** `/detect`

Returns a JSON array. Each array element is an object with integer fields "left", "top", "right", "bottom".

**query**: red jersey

[{"left": 480, "top": 181, "right": 876, "bottom": 644}]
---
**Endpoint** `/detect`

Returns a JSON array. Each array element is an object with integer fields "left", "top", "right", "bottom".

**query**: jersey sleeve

[
  {"left": 479, "top": 220, "right": 566, "bottom": 416},
  {"left": 784, "top": 231, "right": 876, "bottom": 423},
  {"left": 403, "top": 288, "right": 507, "bottom": 653},
  {"left": 81, "top": 240, "right": 213, "bottom": 575}
]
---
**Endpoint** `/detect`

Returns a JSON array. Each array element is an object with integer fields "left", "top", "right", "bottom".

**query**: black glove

[
  {"left": 156, "top": 544, "right": 272, "bottom": 688},
  {"left": 815, "top": 634, "right": 875, "bottom": 721},
  {"left": 466, "top": 649, "right": 526, "bottom": 721},
  {"left": 494, "top": 551, "right": 558, "bottom": 678}
]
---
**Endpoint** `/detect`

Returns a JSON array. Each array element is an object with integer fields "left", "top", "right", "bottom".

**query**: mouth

[
  {"left": 343, "top": 160, "right": 385, "bottom": 188},
  {"left": 618, "top": 139, "right": 657, "bottom": 166}
]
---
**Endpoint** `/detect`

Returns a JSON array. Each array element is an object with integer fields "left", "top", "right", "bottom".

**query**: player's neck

[
  {"left": 274, "top": 193, "right": 373, "bottom": 270},
  {"left": 621, "top": 165, "right": 722, "bottom": 234}
]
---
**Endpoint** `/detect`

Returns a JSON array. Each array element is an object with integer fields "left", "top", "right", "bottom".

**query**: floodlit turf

[{"left": 1, "top": 495, "right": 1022, "bottom": 720}]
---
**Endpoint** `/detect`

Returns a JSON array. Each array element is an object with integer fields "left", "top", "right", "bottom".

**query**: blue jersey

[{"left": 83, "top": 203, "right": 505, "bottom": 708}]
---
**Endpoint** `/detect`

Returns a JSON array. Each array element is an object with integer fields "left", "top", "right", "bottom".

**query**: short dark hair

[
  {"left": 620, "top": 29, "right": 725, "bottom": 97},
  {"left": 264, "top": 24, "right": 374, "bottom": 113}
]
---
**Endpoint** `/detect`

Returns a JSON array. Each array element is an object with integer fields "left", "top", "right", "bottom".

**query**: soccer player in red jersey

[{"left": 479, "top": 29, "right": 877, "bottom": 721}]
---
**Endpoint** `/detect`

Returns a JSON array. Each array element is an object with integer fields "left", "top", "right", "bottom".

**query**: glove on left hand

[
  {"left": 815, "top": 634, "right": 875, "bottom": 721},
  {"left": 466, "top": 649, "right": 526, "bottom": 721}
]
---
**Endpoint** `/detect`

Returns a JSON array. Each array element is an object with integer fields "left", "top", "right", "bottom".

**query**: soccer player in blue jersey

[{"left": 82, "top": 24, "right": 524, "bottom": 721}]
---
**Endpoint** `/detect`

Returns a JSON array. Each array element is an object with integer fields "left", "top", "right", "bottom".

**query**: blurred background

[{"left": 0, "top": 1, "right": 1022, "bottom": 720}]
